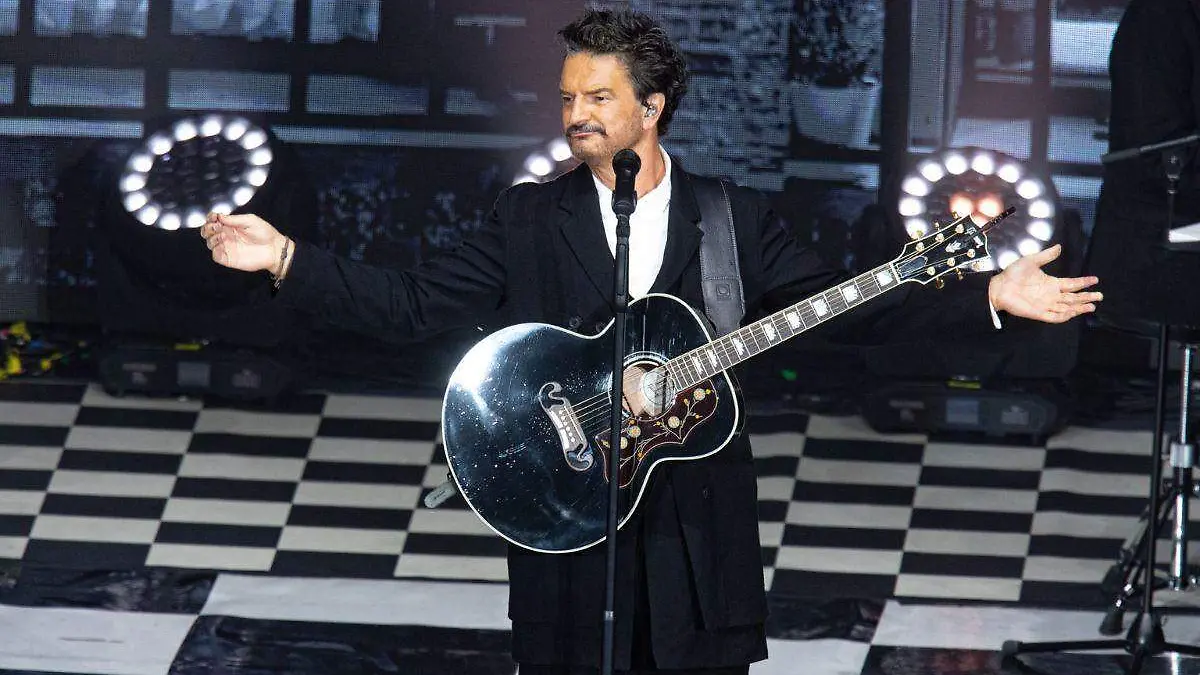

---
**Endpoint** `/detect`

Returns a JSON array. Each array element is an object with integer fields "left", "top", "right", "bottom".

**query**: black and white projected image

[
  {"left": 171, "top": 0, "right": 295, "bottom": 40},
  {"left": 0, "top": 2, "right": 572, "bottom": 323},
  {"left": 309, "top": 0, "right": 378, "bottom": 43},
  {"left": 0, "top": 0, "right": 15, "bottom": 34},
  {"left": 34, "top": 0, "right": 148, "bottom": 36},
  {"left": 0, "top": 0, "right": 1138, "bottom": 323}
]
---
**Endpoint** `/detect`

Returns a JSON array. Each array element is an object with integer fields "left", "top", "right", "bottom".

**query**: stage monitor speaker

[
  {"left": 861, "top": 379, "right": 1067, "bottom": 439},
  {"left": 97, "top": 340, "right": 292, "bottom": 401}
]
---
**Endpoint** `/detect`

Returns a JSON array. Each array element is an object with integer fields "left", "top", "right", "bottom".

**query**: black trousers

[{"left": 517, "top": 510, "right": 753, "bottom": 675}]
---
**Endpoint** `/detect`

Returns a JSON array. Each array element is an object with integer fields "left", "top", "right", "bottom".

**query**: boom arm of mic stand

[{"left": 1102, "top": 132, "right": 1200, "bottom": 164}]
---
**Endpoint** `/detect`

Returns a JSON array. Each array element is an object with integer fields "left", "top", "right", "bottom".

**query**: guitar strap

[{"left": 692, "top": 177, "right": 746, "bottom": 336}]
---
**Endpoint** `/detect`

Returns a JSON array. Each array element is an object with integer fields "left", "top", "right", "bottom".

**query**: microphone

[{"left": 612, "top": 149, "right": 641, "bottom": 218}]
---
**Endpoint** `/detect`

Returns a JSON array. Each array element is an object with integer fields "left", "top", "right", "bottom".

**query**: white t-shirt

[{"left": 591, "top": 148, "right": 672, "bottom": 299}]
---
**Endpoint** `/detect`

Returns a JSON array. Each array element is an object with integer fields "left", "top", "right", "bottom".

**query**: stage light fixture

[
  {"left": 899, "top": 147, "right": 1060, "bottom": 271},
  {"left": 97, "top": 115, "right": 315, "bottom": 351},
  {"left": 117, "top": 115, "right": 275, "bottom": 231},
  {"left": 513, "top": 138, "right": 580, "bottom": 185}
]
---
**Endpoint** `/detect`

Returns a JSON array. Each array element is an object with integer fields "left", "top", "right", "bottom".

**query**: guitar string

[
  {"left": 474, "top": 222, "right": 1001, "bottom": 460},
  {"left": 489, "top": 257, "right": 951, "bottom": 457},
  {"left": 569, "top": 272, "right": 884, "bottom": 428}
]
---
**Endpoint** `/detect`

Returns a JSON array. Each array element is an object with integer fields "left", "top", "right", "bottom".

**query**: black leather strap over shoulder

[{"left": 692, "top": 177, "right": 745, "bottom": 336}]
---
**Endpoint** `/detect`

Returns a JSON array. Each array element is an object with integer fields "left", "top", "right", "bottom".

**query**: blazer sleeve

[
  {"left": 272, "top": 186, "right": 521, "bottom": 343},
  {"left": 745, "top": 190, "right": 998, "bottom": 346}
]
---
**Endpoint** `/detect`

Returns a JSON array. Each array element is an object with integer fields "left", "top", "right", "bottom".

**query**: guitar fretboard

[{"left": 662, "top": 262, "right": 902, "bottom": 394}]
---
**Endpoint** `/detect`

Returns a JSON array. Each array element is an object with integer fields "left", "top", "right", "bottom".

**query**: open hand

[
  {"left": 199, "top": 212, "right": 287, "bottom": 274},
  {"left": 988, "top": 244, "right": 1102, "bottom": 324}
]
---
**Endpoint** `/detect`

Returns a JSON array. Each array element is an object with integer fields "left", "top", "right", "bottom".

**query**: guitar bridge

[{"left": 538, "top": 382, "right": 593, "bottom": 472}]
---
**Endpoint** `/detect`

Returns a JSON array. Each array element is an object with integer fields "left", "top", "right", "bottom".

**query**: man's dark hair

[{"left": 558, "top": 8, "right": 689, "bottom": 136}]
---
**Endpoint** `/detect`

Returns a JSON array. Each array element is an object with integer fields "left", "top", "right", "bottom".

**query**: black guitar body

[{"left": 441, "top": 293, "right": 741, "bottom": 553}]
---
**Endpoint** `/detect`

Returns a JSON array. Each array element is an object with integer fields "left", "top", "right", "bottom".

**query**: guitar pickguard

[{"left": 594, "top": 381, "right": 719, "bottom": 487}]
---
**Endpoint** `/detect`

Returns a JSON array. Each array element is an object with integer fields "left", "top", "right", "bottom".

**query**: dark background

[{"left": 0, "top": 0, "right": 1127, "bottom": 391}]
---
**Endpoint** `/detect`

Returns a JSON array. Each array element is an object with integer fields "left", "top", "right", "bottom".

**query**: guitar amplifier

[
  {"left": 861, "top": 379, "right": 1067, "bottom": 439},
  {"left": 97, "top": 339, "right": 293, "bottom": 401}
]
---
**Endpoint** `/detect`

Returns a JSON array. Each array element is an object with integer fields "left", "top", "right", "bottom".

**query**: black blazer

[{"left": 278, "top": 161, "right": 994, "bottom": 669}]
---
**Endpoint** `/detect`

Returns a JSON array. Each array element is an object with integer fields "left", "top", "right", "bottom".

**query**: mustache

[{"left": 566, "top": 123, "right": 605, "bottom": 136}]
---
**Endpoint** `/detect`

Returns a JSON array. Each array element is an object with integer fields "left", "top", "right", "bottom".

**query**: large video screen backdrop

[
  {"left": 0, "top": 0, "right": 1127, "bottom": 352},
  {"left": 0, "top": 0, "right": 576, "bottom": 324},
  {"left": 910, "top": 0, "right": 1125, "bottom": 237}
]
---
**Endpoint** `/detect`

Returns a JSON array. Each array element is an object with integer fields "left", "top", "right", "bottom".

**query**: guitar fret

[
  {"left": 762, "top": 320, "right": 778, "bottom": 342},
  {"left": 824, "top": 288, "right": 848, "bottom": 314},
  {"left": 839, "top": 283, "right": 860, "bottom": 305},
  {"left": 811, "top": 296, "right": 830, "bottom": 318},
  {"left": 731, "top": 335, "right": 747, "bottom": 357},
  {"left": 799, "top": 302, "right": 819, "bottom": 326},
  {"left": 667, "top": 261, "right": 914, "bottom": 389}
]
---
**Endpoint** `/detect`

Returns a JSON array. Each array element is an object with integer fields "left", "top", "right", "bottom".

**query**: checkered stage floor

[{"left": 0, "top": 379, "right": 1173, "bottom": 610}]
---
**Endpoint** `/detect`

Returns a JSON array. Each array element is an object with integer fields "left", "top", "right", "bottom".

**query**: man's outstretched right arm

[{"left": 200, "top": 197, "right": 509, "bottom": 343}]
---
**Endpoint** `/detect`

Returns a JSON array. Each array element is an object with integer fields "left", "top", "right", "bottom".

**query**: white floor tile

[
  {"left": 307, "top": 437, "right": 435, "bottom": 464},
  {"left": 161, "top": 498, "right": 292, "bottom": 527},
  {"left": 194, "top": 409, "right": 321, "bottom": 437},
  {"left": 0, "top": 605, "right": 195, "bottom": 675},
  {"left": 913, "top": 486, "right": 1038, "bottom": 513},
  {"left": 406, "top": 508, "right": 495, "bottom": 536},
  {"left": 894, "top": 574, "right": 1022, "bottom": 602},
  {"left": 872, "top": 600, "right": 1200, "bottom": 650},
  {"left": 202, "top": 574, "right": 511, "bottom": 629},
  {"left": 1039, "top": 468, "right": 1148, "bottom": 497},
  {"left": 178, "top": 454, "right": 306, "bottom": 482},
  {"left": 0, "top": 402, "right": 78, "bottom": 426},
  {"left": 1046, "top": 426, "right": 1152, "bottom": 455},
  {"left": 751, "top": 638, "right": 869, "bottom": 675},
  {"left": 31, "top": 515, "right": 159, "bottom": 544},
  {"left": 145, "top": 543, "right": 275, "bottom": 571},
  {"left": 921, "top": 443, "right": 1046, "bottom": 471},
  {"left": 394, "top": 553, "right": 509, "bottom": 581},
  {"left": 48, "top": 470, "right": 176, "bottom": 498},
  {"left": 277, "top": 526, "right": 406, "bottom": 555},
  {"left": 294, "top": 482, "right": 422, "bottom": 510},
  {"left": 1022, "top": 555, "right": 1112, "bottom": 582},
  {"left": 902, "top": 529, "right": 1030, "bottom": 557},
  {"left": 0, "top": 489, "right": 46, "bottom": 515},
  {"left": 322, "top": 394, "right": 443, "bottom": 421},
  {"left": 798, "top": 457, "right": 922, "bottom": 487},
  {"left": 0, "top": 445, "right": 62, "bottom": 471},
  {"left": 786, "top": 502, "right": 913, "bottom": 529},
  {"left": 65, "top": 427, "right": 193, "bottom": 454},
  {"left": 773, "top": 547, "right": 903, "bottom": 575}
]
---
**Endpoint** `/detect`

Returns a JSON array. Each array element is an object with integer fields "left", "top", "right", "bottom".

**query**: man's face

[{"left": 560, "top": 52, "right": 648, "bottom": 167}]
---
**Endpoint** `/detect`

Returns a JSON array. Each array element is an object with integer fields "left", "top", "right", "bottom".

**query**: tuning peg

[
  {"left": 935, "top": 278, "right": 945, "bottom": 290},
  {"left": 955, "top": 269, "right": 964, "bottom": 281}
]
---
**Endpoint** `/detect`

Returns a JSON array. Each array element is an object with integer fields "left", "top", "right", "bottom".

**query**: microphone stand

[{"left": 602, "top": 150, "right": 639, "bottom": 675}]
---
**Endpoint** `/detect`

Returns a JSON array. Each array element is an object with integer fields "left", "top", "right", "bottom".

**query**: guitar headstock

[{"left": 893, "top": 207, "right": 1015, "bottom": 285}]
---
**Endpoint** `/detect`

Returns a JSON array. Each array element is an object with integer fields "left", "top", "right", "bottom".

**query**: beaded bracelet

[{"left": 270, "top": 237, "right": 291, "bottom": 289}]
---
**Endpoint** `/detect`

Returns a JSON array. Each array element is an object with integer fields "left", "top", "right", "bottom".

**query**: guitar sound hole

[{"left": 622, "top": 361, "right": 667, "bottom": 418}]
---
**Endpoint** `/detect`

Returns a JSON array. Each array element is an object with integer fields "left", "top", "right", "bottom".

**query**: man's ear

[{"left": 643, "top": 93, "right": 666, "bottom": 128}]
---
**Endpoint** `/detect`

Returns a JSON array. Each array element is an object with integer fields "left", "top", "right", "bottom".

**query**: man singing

[{"left": 200, "top": 9, "right": 1100, "bottom": 674}]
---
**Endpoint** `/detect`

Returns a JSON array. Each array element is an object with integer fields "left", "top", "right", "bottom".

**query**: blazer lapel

[
  {"left": 650, "top": 162, "right": 702, "bottom": 294},
  {"left": 556, "top": 165, "right": 616, "bottom": 304}
]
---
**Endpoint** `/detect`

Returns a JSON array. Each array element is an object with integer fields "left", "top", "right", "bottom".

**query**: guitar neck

[{"left": 663, "top": 261, "right": 905, "bottom": 391}]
